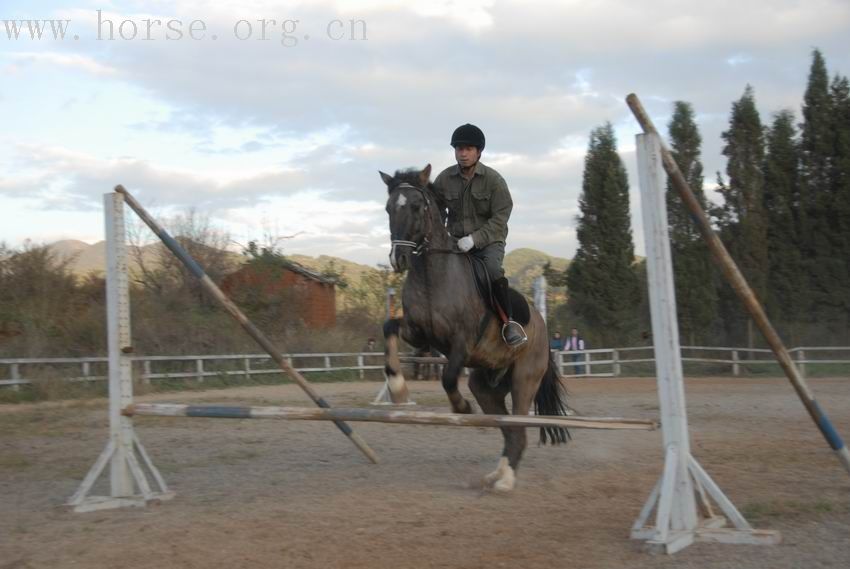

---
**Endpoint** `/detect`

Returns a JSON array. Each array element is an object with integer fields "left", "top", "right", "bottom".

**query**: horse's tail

[{"left": 534, "top": 354, "right": 571, "bottom": 445}]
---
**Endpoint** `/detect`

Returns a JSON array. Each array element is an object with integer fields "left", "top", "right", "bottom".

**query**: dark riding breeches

[{"left": 472, "top": 241, "right": 505, "bottom": 281}]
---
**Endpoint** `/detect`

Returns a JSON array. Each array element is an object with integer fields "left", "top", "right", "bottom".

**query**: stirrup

[{"left": 501, "top": 320, "right": 528, "bottom": 347}]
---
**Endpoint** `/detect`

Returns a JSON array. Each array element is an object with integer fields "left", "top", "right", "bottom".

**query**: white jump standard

[
  {"left": 629, "top": 96, "right": 781, "bottom": 553},
  {"left": 68, "top": 188, "right": 379, "bottom": 513}
]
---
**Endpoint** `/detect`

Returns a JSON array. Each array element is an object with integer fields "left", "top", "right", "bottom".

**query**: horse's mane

[
  {"left": 389, "top": 168, "right": 429, "bottom": 188},
  {"left": 389, "top": 167, "right": 440, "bottom": 201}
]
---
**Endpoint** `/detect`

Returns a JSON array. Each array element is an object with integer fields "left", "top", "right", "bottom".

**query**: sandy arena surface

[{"left": 2, "top": 376, "right": 849, "bottom": 569}]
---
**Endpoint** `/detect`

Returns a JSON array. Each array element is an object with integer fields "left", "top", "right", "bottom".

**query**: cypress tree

[
  {"left": 566, "top": 123, "right": 640, "bottom": 347},
  {"left": 800, "top": 49, "right": 833, "bottom": 219},
  {"left": 762, "top": 110, "right": 805, "bottom": 338},
  {"left": 665, "top": 101, "right": 717, "bottom": 344},
  {"left": 800, "top": 50, "right": 846, "bottom": 334},
  {"left": 714, "top": 85, "right": 768, "bottom": 346},
  {"left": 829, "top": 74, "right": 850, "bottom": 338}
]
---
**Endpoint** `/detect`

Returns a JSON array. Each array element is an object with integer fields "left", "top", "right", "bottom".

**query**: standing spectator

[
  {"left": 566, "top": 327, "right": 586, "bottom": 375},
  {"left": 362, "top": 337, "right": 378, "bottom": 353},
  {"left": 549, "top": 331, "right": 564, "bottom": 351},
  {"left": 361, "top": 337, "right": 380, "bottom": 377}
]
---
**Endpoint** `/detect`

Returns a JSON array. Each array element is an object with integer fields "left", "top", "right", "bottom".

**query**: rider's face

[{"left": 454, "top": 145, "right": 481, "bottom": 169}]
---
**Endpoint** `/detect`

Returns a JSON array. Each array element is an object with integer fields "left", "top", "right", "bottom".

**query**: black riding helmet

[{"left": 450, "top": 123, "right": 485, "bottom": 151}]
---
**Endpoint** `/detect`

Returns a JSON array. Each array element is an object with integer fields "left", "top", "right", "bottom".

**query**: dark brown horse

[{"left": 379, "top": 165, "right": 570, "bottom": 492}]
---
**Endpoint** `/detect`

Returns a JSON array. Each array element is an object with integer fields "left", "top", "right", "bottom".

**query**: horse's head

[{"left": 379, "top": 164, "right": 434, "bottom": 273}]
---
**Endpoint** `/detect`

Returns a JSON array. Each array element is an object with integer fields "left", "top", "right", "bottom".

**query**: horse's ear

[
  {"left": 379, "top": 171, "right": 394, "bottom": 189},
  {"left": 419, "top": 164, "right": 432, "bottom": 186}
]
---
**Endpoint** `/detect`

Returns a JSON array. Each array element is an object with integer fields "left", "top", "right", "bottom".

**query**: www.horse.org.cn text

[{"left": 2, "top": 11, "right": 368, "bottom": 47}]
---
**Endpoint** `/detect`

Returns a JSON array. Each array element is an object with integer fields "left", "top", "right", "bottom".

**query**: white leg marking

[
  {"left": 492, "top": 465, "right": 516, "bottom": 493},
  {"left": 386, "top": 370, "right": 407, "bottom": 393},
  {"left": 483, "top": 456, "right": 509, "bottom": 486}
]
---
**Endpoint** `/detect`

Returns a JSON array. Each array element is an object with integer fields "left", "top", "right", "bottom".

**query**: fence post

[
  {"left": 143, "top": 360, "right": 152, "bottom": 385},
  {"left": 797, "top": 349, "right": 806, "bottom": 379},
  {"left": 82, "top": 361, "right": 91, "bottom": 382},
  {"left": 10, "top": 363, "right": 20, "bottom": 391},
  {"left": 358, "top": 355, "right": 365, "bottom": 380},
  {"left": 731, "top": 350, "right": 739, "bottom": 377},
  {"left": 558, "top": 352, "right": 565, "bottom": 376},
  {"left": 243, "top": 357, "right": 251, "bottom": 381},
  {"left": 613, "top": 349, "right": 621, "bottom": 377},
  {"left": 585, "top": 352, "right": 591, "bottom": 376},
  {"left": 196, "top": 359, "right": 204, "bottom": 383},
  {"left": 324, "top": 355, "right": 331, "bottom": 370}
]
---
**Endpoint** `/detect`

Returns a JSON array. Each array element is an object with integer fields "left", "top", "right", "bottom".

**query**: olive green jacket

[{"left": 432, "top": 161, "right": 513, "bottom": 248}]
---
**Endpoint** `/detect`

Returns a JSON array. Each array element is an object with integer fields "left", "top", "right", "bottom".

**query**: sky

[{"left": 1, "top": 0, "right": 849, "bottom": 266}]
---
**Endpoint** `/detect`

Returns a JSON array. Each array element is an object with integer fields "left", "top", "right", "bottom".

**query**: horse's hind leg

[
  {"left": 382, "top": 318, "right": 410, "bottom": 404},
  {"left": 468, "top": 368, "right": 521, "bottom": 492}
]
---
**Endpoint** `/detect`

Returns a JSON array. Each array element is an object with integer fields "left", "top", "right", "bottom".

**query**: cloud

[
  {"left": 6, "top": 51, "right": 117, "bottom": 75},
  {"left": 3, "top": 0, "right": 849, "bottom": 264}
]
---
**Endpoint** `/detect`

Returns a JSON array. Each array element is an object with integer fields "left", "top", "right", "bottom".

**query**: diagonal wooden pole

[
  {"left": 114, "top": 185, "right": 379, "bottom": 464},
  {"left": 626, "top": 94, "right": 850, "bottom": 477}
]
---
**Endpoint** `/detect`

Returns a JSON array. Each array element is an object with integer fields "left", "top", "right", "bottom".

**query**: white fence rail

[
  {"left": 1, "top": 346, "right": 848, "bottom": 390},
  {"left": 0, "top": 352, "right": 388, "bottom": 390}
]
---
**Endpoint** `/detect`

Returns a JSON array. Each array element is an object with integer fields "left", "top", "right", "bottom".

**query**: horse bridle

[{"left": 389, "top": 182, "right": 437, "bottom": 260}]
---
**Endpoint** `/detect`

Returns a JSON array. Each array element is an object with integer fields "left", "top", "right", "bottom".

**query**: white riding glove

[{"left": 458, "top": 235, "right": 475, "bottom": 252}]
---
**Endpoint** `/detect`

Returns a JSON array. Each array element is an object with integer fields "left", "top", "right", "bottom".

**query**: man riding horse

[
  {"left": 433, "top": 123, "right": 528, "bottom": 347},
  {"left": 379, "top": 134, "right": 570, "bottom": 491}
]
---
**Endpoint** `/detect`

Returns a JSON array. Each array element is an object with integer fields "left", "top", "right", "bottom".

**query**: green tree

[
  {"left": 319, "top": 259, "right": 348, "bottom": 289},
  {"left": 0, "top": 243, "right": 90, "bottom": 356},
  {"left": 665, "top": 101, "right": 717, "bottom": 344},
  {"left": 800, "top": 49, "right": 833, "bottom": 226},
  {"left": 713, "top": 85, "right": 768, "bottom": 347},
  {"left": 799, "top": 51, "right": 849, "bottom": 336},
  {"left": 342, "top": 264, "right": 404, "bottom": 323},
  {"left": 829, "top": 74, "right": 850, "bottom": 339},
  {"left": 566, "top": 123, "right": 640, "bottom": 347},
  {"left": 762, "top": 110, "right": 806, "bottom": 339}
]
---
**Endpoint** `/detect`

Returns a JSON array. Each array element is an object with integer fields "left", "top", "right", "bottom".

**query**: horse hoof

[
  {"left": 482, "top": 457, "right": 509, "bottom": 487},
  {"left": 482, "top": 470, "right": 502, "bottom": 486},
  {"left": 492, "top": 476, "right": 515, "bottom": 493},
  {"left": 491, "top": 465, "right": 516, "bottom": 493}
]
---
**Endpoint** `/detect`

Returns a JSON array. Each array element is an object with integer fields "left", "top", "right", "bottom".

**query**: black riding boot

[{"left": 493, "top": 277, "right": 528, "bottom": 347}]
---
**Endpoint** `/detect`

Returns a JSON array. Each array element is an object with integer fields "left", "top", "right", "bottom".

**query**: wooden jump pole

[
  {"left": 113, "top": 185, "right": 379, "bottom": 465},
  {"left": 124, "top": 403, "right": 659, "bottom": 431},
  {"left": 627, "top": 94, "right": 850, "bottom": 478}
]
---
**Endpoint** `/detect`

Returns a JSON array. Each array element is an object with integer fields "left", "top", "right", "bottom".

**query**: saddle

[{"left": 467, "top": 256, "right": 531, "bottom": 326}]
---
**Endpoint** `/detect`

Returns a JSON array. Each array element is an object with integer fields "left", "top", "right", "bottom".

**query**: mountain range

[{"left": 47, "top": 240, "right": 570, "bottom": 294}]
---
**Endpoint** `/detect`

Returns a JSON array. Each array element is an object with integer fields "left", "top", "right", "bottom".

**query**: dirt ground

[{"left": 2, "top": 376, "right": 849, "bottom": 569}]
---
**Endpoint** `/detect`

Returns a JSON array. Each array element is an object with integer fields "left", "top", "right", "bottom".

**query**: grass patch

[
  {"left": 0, "top": 452, "right": 32, "bottom": 470},
  {"left": 741, "top": 498, "right": 838, "bottom": 521},
  {"left": 155, "top": 448, "right": 261, "bottom": 473},
  {"left": 0, "top": 370, "right": 108, "bottom": 404},
  {"left": 213, "top": 449, "right": 261, "bottom": 464}
]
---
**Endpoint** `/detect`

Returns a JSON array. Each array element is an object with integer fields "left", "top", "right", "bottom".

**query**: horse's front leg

[
  {"left": 442, "top": 347, "right": 473, "bottom": 414},
  {"left": 382, "top": 318, "right": 410, "bottom": 404}
]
